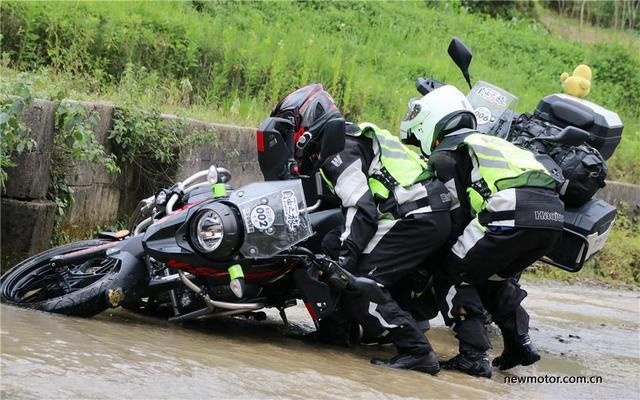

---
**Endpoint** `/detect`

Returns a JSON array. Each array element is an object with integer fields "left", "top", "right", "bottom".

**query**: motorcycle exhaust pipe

[{"left": 177, "top": 270, "right": 264, "bottom": 311}]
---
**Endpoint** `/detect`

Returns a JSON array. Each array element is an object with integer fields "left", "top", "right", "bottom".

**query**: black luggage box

[
  {"left": 543, "top": 198, "right": 617, "bottom": 272},
  {"left": 534, "top": 94, "right": 623, "bottom": 160}
]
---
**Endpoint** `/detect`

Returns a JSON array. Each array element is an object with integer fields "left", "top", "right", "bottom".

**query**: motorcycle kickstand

[
  {"left": 163, "top": 268, "right": 180, "bottom": 317},
  {"left": 278, "top": 307, "right": 289, "bottom": 327}
]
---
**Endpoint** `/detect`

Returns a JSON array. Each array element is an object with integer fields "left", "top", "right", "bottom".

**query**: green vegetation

[
  {"left": 0, "top": 1, "right": 638, "bottom": 285},
  {"left": 1, "top": 0, "right": 638, "bottom": 183},
  {"left": 110, "top": 106, "right": 218, "bottom": 191},
  {"left": 0, "top": 82, "right": 36, "bottom": 187},
  {"left": 50, "top": 99, "right": 119, "bottom": 220}
]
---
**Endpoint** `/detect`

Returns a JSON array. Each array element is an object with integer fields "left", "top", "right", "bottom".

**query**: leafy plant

[
  {"left": 109, "top": 106, "right": 217, "bottom": 191},
  {"left": 0, "top": 76, "right": 37, "bottom": 187},
  {"left": 49, "top": 100, "right": 119, "bottom": 218}
]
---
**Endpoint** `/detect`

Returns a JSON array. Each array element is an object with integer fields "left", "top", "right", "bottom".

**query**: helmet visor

[{"left": 403, "top": 97, "right": 422, "bottom": 121}]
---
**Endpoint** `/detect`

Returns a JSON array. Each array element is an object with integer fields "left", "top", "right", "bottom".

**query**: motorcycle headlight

[{"left": 192, "top": 210, "right": 224, "bottom": 253}]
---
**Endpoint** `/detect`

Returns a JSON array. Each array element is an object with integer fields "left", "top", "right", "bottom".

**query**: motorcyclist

[
  {"left": 399, "top": 85, "right": 564, "bottom": 378},
  {"left": 268, "top": 83, "right": 452, "bottom": 374}
]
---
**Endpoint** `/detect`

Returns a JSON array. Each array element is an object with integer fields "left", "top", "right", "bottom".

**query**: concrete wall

[
  {"left": 1, "top": 98, "right": 639, "bottom": 268},
  {"left": 594, "top": 181, "right": 640, "bottom": 214},
  {"left": 1, "top": 99, "right": 260, "bottom": 268}
]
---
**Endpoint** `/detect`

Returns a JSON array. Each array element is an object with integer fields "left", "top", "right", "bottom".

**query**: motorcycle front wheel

[{"left": 1, "top": 240, "right": 121, "bottom": 317}]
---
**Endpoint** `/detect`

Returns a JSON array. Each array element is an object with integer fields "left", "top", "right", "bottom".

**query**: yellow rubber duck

[{"left": 560, "top": 64, "right": 592, "bottom": 98}]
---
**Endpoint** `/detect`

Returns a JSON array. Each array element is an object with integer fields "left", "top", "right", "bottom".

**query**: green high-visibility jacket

[
  {"left": 451, "top": 132, "right": 556, "bottom": 214},
  {"left": 322, "top": 122, "right": 432, "bottom": 200}
]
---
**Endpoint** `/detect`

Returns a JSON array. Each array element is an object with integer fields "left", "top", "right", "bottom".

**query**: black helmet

[{"left": 271, "top": 83, "right": 343, "bottom": 161}]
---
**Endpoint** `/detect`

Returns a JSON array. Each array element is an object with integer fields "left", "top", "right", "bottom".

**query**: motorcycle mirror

[
  {"left": 319, "top": 118, "right": 346, "bottom": 160},
  {"left": 350, "top": 276, "right": 388, "bottom": 305},
  {"left": 448, "top": 37, "right": 473, "bottom": 89},
  {"left": 207, "top": 166, "right": 218, "bottom": 185}
]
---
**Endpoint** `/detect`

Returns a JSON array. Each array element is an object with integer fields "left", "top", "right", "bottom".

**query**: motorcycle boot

[
  {"left": 442, "top": 343, "right": 492, "bottom": 378},
  {"left": 370, "top": 322, "right": 440, "bottom": 374},
  {"left": 492, "top": 333, "right": 540, "bottom": 370},
  {"left": 371, "top": 350, "right": 440, "bottom": 375}
]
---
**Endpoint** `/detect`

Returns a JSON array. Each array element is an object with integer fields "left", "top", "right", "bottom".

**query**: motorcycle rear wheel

[{"left": 0, "top": 240, "right": 120, "bottom": 317}]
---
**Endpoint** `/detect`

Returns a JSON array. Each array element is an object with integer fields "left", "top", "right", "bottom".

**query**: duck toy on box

[{"left": 560, "top": 64, "right": 592, "bottom": 98}]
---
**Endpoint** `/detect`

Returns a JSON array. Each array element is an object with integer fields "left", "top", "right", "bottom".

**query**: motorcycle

[
  {"left": 0, "top": 121, "right": 387, "bottom": 326},
  {"left": 412, "top": 37, "right": 620, "bottom": 273}
]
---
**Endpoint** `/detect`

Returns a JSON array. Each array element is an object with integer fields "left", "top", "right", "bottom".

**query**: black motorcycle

[{"left": 0, "top": 122, "right": 385, "bottom": 327}]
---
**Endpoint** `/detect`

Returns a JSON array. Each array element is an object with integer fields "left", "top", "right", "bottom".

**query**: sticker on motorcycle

[
  {"left": 250, "top": 205, "right": 275, "bottom": 230},
  {"left": 476, "top": 86, "right": 507, "bottom": 107},
  {"left": 281, "top": 189, "right": 301, "bottom": 231},
  {"left": 473, "top": 107, "right": 492, "bottom": 125}
]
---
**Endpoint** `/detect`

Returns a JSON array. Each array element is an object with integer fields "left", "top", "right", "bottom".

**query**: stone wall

[
  {"left": 1, "top": 98, "right": 639, "bottom": 269},
  {"left": 1, "top": 99, "right": 260, "bottom": 268}
]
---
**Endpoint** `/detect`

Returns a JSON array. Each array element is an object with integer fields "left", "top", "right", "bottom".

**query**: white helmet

[{"left": 400, "top": 85, "right": 476, "bottom": 156}]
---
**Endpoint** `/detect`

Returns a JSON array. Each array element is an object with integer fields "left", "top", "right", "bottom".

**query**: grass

[{"left": 1, "top": 1, "right": 638, "bottom": 182}]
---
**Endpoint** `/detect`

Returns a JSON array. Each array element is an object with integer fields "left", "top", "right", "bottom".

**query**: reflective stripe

[
  {"left": 363, "top": 219, "right": 398, "bottom": 254},
  {"left": 445, "top": 285, "right": 457, "bottom": 319},
  {"left": 335, "top": 159, "right": 369, "bottom": 208},
  {"left": 488, "top": 274, "right": 506, "bottom": 281},
  {"left": 340, "top": 208, "right": 357, "bottom": 243},
  {"left": 379, "top": 145, "right": 411, "bottom": 159},
  {"left": 451, "top": 218, "right": 486, "bottom": 259},
  {"left": 470, "top": 143, "right": 503, "bottom": 158},
  {"left": 377, "top": 135, "right": 406, "bottom": 151},
  {"left": 477, "top": 158, "right": 510, "bottom": 169},
  {"left": 368, "top": 302, "right": 397, "bottom": 329}
]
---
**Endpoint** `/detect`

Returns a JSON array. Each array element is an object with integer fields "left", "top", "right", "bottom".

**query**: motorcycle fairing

[{"left": 228, "top": 180, "right": 313, "bottom": 258}]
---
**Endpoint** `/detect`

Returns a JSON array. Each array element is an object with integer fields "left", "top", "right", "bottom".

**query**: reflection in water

[{"left": 1, "top": 283, "right": 638, "bottom": 399}]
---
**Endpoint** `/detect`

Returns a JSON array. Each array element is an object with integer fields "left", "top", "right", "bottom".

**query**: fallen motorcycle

[{"left": 0, "top": 121, "right": 387, "bottom": 325}]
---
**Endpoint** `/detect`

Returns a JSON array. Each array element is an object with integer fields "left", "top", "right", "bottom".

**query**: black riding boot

[
  {"left": 371, "top": 350, "right": 440, "bottom": 374},
  {"left": 370, "top": 324, "right": 440, "bottom": 375},
  {"left": 492, "top": 333, "right": 540, "bottom": 370},
  {"left": 442, "top": 343, "right": 492, "bottom": 378}
]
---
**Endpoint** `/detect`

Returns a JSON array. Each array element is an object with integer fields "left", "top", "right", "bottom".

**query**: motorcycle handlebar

[{"left": 165, "top": 166, "right": 233, "bottom": 214}]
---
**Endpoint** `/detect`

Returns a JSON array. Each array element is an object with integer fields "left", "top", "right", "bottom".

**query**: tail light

[{"left": 256, "top": 130, "right": 265, "bottom": 153}]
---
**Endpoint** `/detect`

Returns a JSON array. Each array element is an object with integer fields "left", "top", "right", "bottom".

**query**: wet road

[{"left": 1, "top": 282, "right": 639, "bottom": 399}]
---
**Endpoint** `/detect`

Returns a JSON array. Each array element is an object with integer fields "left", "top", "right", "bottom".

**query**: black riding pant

[
  {"left": 340, "top": 211, "right": 450, "bottom": 355},
  {"left": 435, "top": 223, "right": 561, "bottom": 351}
]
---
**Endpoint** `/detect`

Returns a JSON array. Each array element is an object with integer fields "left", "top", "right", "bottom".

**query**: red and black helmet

[{"left": 271, "top": 83, "right": 343, "bottom": 160}]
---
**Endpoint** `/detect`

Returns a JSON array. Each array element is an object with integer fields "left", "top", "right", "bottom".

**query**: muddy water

[{"left": 1, "top": 282, "right": 639, "bottom": 399}]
